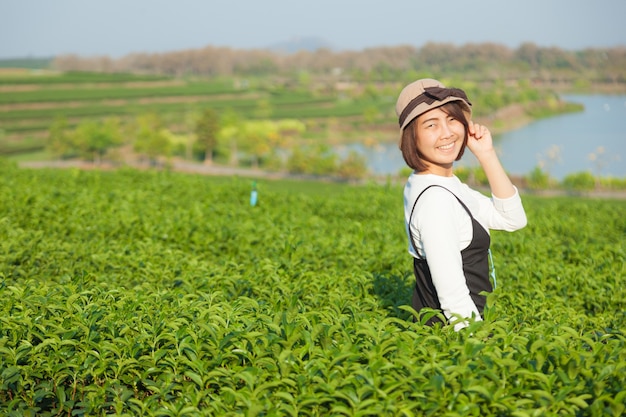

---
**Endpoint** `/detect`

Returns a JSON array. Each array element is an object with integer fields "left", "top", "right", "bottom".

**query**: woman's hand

[
  {"left": 466, "top": 120, "right": 516, "bottom": 199},
  {"left": 466, "top": 120, "right": 496, "bottom": 159}
]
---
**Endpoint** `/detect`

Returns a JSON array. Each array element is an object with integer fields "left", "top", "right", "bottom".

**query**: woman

[{"left": 397, "top": 78, "right": 527, "bottom": 330}]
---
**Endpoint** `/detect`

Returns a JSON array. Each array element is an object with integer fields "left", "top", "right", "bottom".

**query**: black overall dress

[{"left": 408, "top": 185, "right": 491, "bottom": 326}]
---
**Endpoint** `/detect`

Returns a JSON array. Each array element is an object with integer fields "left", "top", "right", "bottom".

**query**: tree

[
  {"left": 239, "top": 120, "right": 275, "bottom": 168},
  {"left": 195, "top": 108, "right": 220, "bottom": 164},
  {"left": 133, "top": 114, "right": 171, "bottom": 165},
  {"left": 217, "top": 125, "right": 241, "bottom": 166},
  {"left": 73, "top": 118, "right": 123, "bottom": 163},
  {"left": 216, "top": 109, "right": 242, "bottom": 166},
  {"left": 276, "top": 119, "right": 306, "bottom": 149},
  {"left": 286, "top": 144, "right": 337, "bottom": 176},
  {"left": 162, "top": 130, "right": 194, "bottom": 160},
  {"left": 286, "top": 147, "right": 309, "bottom": 174},
  {"left": 526, "top": 166, "right": 551, "bottom": 190},
  {"left": 47, "top": 117, "right": 74, "bottom": 158}
]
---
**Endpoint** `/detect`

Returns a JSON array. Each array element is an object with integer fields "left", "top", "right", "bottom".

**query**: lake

[{"left": 348, "top": 95, "right": 626, "bottom": 180}]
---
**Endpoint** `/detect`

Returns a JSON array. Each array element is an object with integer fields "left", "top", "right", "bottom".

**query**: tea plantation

[{"left": 0, "top": 163, "right": 624, "bottom": 416}]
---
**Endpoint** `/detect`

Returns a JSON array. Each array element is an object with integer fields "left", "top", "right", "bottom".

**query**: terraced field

[{"left": 0, "top": 71, "right": 390, "bottom": 151}]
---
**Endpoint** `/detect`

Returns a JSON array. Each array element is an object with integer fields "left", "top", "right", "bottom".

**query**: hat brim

[{"left": 400, "top": 97, "right": 472, "bottom": 131}]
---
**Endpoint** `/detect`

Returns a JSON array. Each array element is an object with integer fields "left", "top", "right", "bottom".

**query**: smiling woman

[
  {"left": 397, "top": 78, "right": 527, "bottom": 330},
  {"left": 403, "top": 104, "right": 468, "bottom": 175}
]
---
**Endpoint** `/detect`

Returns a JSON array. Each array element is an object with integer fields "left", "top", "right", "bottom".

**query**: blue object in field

[{"left": 250, "top": 181, "right": 258, "bottom": 206}]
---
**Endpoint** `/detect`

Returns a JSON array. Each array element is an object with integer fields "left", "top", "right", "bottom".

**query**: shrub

[
  {"left": 598, "top": 176, "right": 626, "bottom": 190},
  {"left": 336, "top": 151, "right": 369, "bottom": 180},
  {"left": 455, "top": 166, "right": 488, "bottom": 186},
  {"left": 525, "top": 165, "right": 552, "bottom": 190},
  {"left": 562, "top": 171, "right": 596, "bottom": 191},
  {"left": 1, "top": 165, "right": 624, "bottom": 416}
]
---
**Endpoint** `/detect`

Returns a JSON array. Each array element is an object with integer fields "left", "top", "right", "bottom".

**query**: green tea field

[
  {"left": 1, "top": 163, "right": 624, "bottom": 416},
  {"left": 0, "top": 71, "right": 390, "bottom": 149}
]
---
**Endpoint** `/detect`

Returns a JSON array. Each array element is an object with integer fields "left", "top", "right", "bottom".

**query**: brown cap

[{"left": 395, "top": 78, "right": 472, "bottom": 131}]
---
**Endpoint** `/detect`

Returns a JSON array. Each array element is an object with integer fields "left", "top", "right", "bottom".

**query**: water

[{"left": 349, "top": 95, "right": 626, "bottom": 180}]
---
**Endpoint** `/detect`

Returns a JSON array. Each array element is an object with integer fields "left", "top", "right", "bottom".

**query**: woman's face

[{"left": 414, "top": 106, "right": 466, "bottom": 176}]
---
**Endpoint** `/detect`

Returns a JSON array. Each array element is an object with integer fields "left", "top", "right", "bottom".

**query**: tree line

[
  {"left": 51, "top": 42, "right": 626, "bottom": 85},
  {"left": 46, "top": 110, "right": 370, "bottom": 180}
]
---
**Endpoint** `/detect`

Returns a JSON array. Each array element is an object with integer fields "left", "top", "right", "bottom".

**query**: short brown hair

[{"left": 399, "top": 101, "right": 469, "bottom": 172}]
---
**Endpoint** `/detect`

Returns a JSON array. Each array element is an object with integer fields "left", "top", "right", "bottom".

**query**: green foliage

[
  {"left": 0, "top": 80, "right": 235, "bottom": 105},
  {"left": 398, "top": 166, "right": 413, "bottom": 178},
  {"left": 455, "top": 165, "right": 489, "bottom": 186},
  {"left": 75, "top": 118, "right": 124, "bottom": 162},
  {"left": 0, "top": 57, "right": 53, "bottom": 69},
  {"left": 46, "top": 117, "right": 72, "bottom": 157},
  {"left": 46, "top": 117, "right": 123, "bottom": 162},
  {"left": 287, "top": 144, "right": 338, "bottom": 176},
  {"left": 598, "top": 176, "right": 626, "bottom": 190},
  {"left": 133, "top": 114, "right": 171, "bottom": 163},
  {"left": 0, "top": 134, "right": 47, "bottom": 155},
  {"left": 525, "top": 99, "right": 584, "bottom": 119},
  {"left": 0, "top": 71, "right": 169, "bottom": 85},
  {"left": 253, "top": 99, "right": 273, "bottom": 119},
  {"left": 362, "top": 105, "right": 380, "bottom": 123},
  {"left": 0, "top": 70, "right": 569, "bottom": 145},
  {"left": 526, "top": 166, "right": 552, "bottom": 190},
  {"left": 194, "top": 108, "right": 221, "bottom": 163},
  {"left": 336, "top": 151, "right": 369, "bottom": 180},
  {"left": 562, "top": 171, "right": 596, "bottom": 191},
  {"left": 220, "top": 119, "right": 304, "bottom": 169},
  {"left": 0, "top": 76, "right": 260, "bottom": 141},
  {"left": 0, "top": 165, "right": 624, "bottom": 416}
]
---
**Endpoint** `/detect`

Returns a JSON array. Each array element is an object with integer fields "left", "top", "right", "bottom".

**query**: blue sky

[{"left": 1, "top": 0, "right": 625, "bottom": 58}]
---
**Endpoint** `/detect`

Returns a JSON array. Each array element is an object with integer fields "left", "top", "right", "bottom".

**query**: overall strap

[
  {"left": 408, "top": 185, "right": 474, "bottom": 260},
  {"left": 408, "top": 184, "right": 497, "bottom": 288}
]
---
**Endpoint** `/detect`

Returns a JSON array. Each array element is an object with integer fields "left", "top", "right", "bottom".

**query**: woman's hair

[{"left": 399, "top": 101, "right": 470, "bottom": 171}]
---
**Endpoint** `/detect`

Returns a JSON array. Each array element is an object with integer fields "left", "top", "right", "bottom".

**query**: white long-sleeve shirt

[{"left": 403, "top": 173, "right": 527, "bottom": 328}]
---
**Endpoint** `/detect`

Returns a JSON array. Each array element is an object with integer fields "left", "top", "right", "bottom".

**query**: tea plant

[{"left": 0, "top": 163, "right": 624, "bottom": 416}]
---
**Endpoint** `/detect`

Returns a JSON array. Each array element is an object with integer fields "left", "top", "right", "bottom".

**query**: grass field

[{"left": 1, "top": 162, "right": 624, "bottom": 416}]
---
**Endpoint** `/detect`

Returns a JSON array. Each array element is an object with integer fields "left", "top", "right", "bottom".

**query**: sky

[{"left": 1, "top": 0, "right": 625, "bottom": 59}]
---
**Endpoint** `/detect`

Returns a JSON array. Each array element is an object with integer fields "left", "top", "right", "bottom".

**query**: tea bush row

[{"left": 0, "top": 163, "right": 624, "bottom": 416}]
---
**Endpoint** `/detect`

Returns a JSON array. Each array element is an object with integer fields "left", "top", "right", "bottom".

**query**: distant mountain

[{"left": 267, "top": 37, "right": 334, "bottom": 53}]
